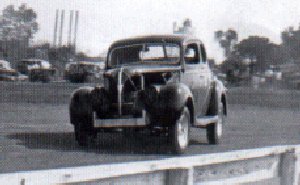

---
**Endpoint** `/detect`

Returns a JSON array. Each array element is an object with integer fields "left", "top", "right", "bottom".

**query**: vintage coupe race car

[{"left": 69, "top": 35, "right": 227, "bottom": 153}]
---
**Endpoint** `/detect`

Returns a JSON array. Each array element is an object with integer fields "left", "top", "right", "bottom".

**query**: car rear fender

[{"left": 206, "top": 79, "right": 227, "bottom": 116}]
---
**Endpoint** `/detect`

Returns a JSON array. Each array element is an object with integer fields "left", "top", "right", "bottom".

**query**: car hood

[{"left": 104, "top": 65, "right": 181, "bottom": 77}]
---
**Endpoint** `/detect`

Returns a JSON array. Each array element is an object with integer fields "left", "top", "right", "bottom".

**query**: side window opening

[
  {"left": 200, "top": 44, "right": 207, "bottom": 62},
  {"left": 184, "top": 43, "right": 200, "bottom": 64}
]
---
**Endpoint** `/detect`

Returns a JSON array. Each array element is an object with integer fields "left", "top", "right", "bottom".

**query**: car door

[{"left": 181, "top": 42, "right": 211, "bottom": 116}]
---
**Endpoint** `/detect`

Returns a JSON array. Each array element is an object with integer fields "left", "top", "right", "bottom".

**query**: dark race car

[{"left": 69, "top": 35, "right": 227, "bottom": 153}]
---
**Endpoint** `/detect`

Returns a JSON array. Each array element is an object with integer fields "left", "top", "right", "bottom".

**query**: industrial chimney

[
  {"left": 73, "top": 10, "right": 79, "bottom": 51},
  {"left": 53, "top": 9, "right": 59, "bottom": 47},
  {"left": 68, "top": 10, "right": 74, "bottom": 46},
  {"left": 58, "top": 10, "right": 65, "bottom": 47}
]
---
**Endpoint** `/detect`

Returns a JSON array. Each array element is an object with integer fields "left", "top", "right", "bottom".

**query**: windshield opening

[
  {"left": 69, "top": 64, "right": 99, "bottom": 73},
  {"left": 108, "top": 43, "right": 181, "bottom": 68}
]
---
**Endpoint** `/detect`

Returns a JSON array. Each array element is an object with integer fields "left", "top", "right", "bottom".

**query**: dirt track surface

[{"left": 1, "top": 102, "right": 300, "bottom": 173}]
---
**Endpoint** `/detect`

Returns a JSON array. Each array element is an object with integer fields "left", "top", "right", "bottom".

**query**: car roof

[{"left": 110, "top": 34, "right": 202, "bottom": 48}]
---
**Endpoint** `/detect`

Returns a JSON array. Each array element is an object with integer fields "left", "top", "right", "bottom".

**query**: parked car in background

[
  {"left": 17, "top": 59, "right": 56, "bottom": 82},
  {"left": 0, "top": 60, "right": 15, "bottom": 81},
  {"left": 14, "top": 72, "right": 29, "bottom": 81},
  {"left": 64, "top": 61, "right": 104, "bottom": 83},
  {"left": 69, "top": 35, "right": 227, "bottom": 153},
  {"left": 0, "top": 69, "right": 16, "bottom": 81},
  {"left": 0, "top": 60, "right": 28, "bottom": 81}
]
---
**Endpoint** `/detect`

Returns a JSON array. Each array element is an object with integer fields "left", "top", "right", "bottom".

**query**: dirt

[{"left": 1, "top": 102, "right": 300, "bottom": 173}]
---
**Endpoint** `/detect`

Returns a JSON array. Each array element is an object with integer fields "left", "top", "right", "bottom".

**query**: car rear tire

[
  {"left": 169, "top": 107, "right": 190, "bottom": 154},
  {"left": 206, "top": 103, "right": 223, "bottom": 144}
]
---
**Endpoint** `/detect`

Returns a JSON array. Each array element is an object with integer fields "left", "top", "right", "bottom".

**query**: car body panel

[
  {"left": 181, "top": 63, "right": 211, "bottom": 116},
  {"left": 70, "top": 35, "right": 226, "bottom": 129}
]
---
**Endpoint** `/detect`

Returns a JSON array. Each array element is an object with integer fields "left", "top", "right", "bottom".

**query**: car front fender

[
  {"left": 155, "top": 82, "right": 193, "bottom": 112},
  {"left": 69, "top": 86, "right": 94, "bottom": 124}
]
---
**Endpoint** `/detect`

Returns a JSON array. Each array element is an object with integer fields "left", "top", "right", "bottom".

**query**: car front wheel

[
  {"left": 169, "top": 107, "right": 190, "bottom": 154},
  {"left": 74, "top": 112, "right": 96, "bottom": 147},
  {"left": 74, "top": 122, "right": 89, "bottom": 146}
]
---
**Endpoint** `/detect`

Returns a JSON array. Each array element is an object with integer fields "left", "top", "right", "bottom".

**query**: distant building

[
  {"left": 173, "top": 18, "right": 196, "bottom": 37},
  {"left": 27, "top": 43, "right": 51, "bottom": 61},
  {"left": 48, "top": 45, "right": 75, "bottom": 79}
]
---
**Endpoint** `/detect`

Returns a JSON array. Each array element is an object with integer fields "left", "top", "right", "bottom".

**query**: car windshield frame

[{"left": 107, "top": 42, "right": 181, "bottom": 68}]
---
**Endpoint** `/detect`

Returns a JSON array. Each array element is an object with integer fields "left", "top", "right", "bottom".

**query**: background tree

[
  {"left": 214, "top": 29, "right": 238, "bottom": 59},
  {"left": 236, "top": 36, "right": 278, "bottom": 73},
  {"left": 281, "top": 27, "right": 300, "bottom": 63},
  {"left": 0, "top": 4, "right": 38, "bottom": 40}
]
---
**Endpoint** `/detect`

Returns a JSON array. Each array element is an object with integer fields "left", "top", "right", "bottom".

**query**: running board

[{"left": 195, "top": 115, "right": 218, "bottom": 127}]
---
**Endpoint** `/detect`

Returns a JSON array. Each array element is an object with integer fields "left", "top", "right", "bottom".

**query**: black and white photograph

[{"left": 0, "top": 0, "right": 300, "bottom": 184}]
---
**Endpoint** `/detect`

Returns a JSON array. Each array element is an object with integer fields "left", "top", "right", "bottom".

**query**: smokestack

[
  {"left": 58, "top": 10, "right": 65, "bottom": 47},
  {"left": 68, "top": 10, "right": 74, "bottom": 46},
  {"left": 73, "top": 10, "right": 79, "bottom": 51},
  {"left": 53, "top": 9, "right": 59, "bottom": 47}
]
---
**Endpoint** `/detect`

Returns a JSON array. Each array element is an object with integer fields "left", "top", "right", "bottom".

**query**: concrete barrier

[{"left": 1, "top": 145, "right": 300, "bottom": 185}]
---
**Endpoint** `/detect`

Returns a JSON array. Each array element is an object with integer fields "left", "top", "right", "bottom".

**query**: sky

[{"left": 2, "top": 0, "right": 300, "bottom": 62}]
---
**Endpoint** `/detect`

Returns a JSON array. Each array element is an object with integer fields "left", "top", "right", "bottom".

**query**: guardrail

[{"left": 1, "top": 145, "right": 299, "bottom": 185}]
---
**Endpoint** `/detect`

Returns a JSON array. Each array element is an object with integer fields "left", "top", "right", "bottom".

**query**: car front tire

[
  {"left": 75, "top": 122, "right": 89, "bottom": 146},
  {"left": 169, "top": 107, "right": 190, "bottom": 154},
  {"left": 74, "top": 111, "right": 96, "bottom": 147}
]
